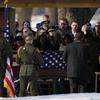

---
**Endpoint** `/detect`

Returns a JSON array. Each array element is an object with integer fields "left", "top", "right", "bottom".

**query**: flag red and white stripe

[{"left": 4, "top": 57, "right": 16, "bottom": 97}]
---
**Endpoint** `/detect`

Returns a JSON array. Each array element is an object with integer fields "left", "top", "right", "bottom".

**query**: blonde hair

[{"left": 81, "top": 24, "right": 88, "bottom": 34}]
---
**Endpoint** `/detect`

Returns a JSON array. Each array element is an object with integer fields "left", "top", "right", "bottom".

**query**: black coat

[{"left": 63, "top": 41, "right": 90, "bottom": 83}]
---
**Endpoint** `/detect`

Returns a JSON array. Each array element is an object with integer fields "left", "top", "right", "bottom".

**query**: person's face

[
  {"left": 71, "top": 22, "right": 78, "bottom": 31},
  {"left": 23, "top": 28, "right": 30, "bottom": 33},
  {"left": 59, "top": 20, "right": 66, "bottom": 29},
  {"left": 49, "top": 32, "right": 53, "bottom": 36},
  {"left": 38, "top": 29, "right": 46, "bottom": 36},
  {"left": 22, "top": 28, "right": 31, "bottom": 37},
  {"left": 40, "top": 35, "right": 46, "bottom": 44},
  {"left": 95, "top": 25, "right": 100, "bottom": 35},
  {"left": 23, "top": 22, "right": 30, "bottom": 28},
  {"left": 49, "top": 30, "right": 56, "bottom": 37}
]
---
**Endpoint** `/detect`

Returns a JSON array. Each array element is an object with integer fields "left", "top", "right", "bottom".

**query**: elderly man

[{"left": 94, "top": 21, "right": 100, "bottom": 39}]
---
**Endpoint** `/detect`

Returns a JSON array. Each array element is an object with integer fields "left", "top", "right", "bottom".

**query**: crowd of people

[
  {"left": 14, "top": 14, "right": 100, "bottom": 95},
  {"left": 0, "top": 14, "right": 100, "bottom": 97}
]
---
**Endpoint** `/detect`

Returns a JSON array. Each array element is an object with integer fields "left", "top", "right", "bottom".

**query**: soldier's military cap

[
  {"left": 48, "top": 28, "right": 55, "bottom": 32},
  {"left": 41, "top": 20, "right": 50, "bottom": 25},
  {"left": 48, "top": 26, "right": 56, "bottom": 32}
]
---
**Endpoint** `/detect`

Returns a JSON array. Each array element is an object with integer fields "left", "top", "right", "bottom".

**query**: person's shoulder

[
  {"left": 64, "top": 43, "right": 72, "bottom": 50},
  {"left": 33, "top": 47, "right": 41, "bottom": 53},
  {"left": 18, "top": 46, "right": 24, "bottom": 51},
  {"left": 32, "top": 47, "right": 41, "bottom": 57},
  {"left": 68, "top": 41, "right": 77, "bottom": 48}
]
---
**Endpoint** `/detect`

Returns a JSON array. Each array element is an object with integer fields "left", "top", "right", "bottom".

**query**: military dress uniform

[{"left": 16, "top": 35, "right": 43, "bottom": 96}]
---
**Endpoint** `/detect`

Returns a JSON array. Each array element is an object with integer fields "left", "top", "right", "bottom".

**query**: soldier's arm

[
  {"left": 16, "top": 46, "right": 22, "bottom": 64},
  {"left": 34, "top": 48, "right": 43, "bottom": 66}
]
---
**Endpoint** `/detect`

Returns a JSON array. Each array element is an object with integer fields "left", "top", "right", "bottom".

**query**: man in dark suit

[{"left": 63, "top": 32, "right": 90, "bottom": 93}]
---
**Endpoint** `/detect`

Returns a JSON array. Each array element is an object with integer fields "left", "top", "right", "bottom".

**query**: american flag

[
  {"left": 40, "top": 50, "right": 67, "bottom": 69},
  {"left": 4, "top": 57, "right": 16, "bottom": 97},
  {"left": 4, "top": 5, "right": 11, "bottom": 42},
  {"left": 3, "top": 2, "right": 16, "bottom": 97}
]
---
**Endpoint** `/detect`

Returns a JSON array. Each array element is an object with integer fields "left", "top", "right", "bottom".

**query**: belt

[{"left": 22, "top": 62, "right": 34, "bottom": 65}]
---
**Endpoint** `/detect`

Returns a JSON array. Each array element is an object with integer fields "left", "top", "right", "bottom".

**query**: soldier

[
  {"left": 16, "top": 32, "right": 43, "bottom": 96},
  {"left": 0, "top": 28, "right": 12, "bottom": 97}
]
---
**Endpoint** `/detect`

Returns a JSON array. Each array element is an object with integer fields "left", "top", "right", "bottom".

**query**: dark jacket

[{"left": 63, "top": 41, "right": 90, "bottom": 83}]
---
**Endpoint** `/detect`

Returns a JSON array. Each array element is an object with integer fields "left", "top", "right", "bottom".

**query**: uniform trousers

[{"left": 19, "top": 76, "right": 38, "bottom": 96}]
